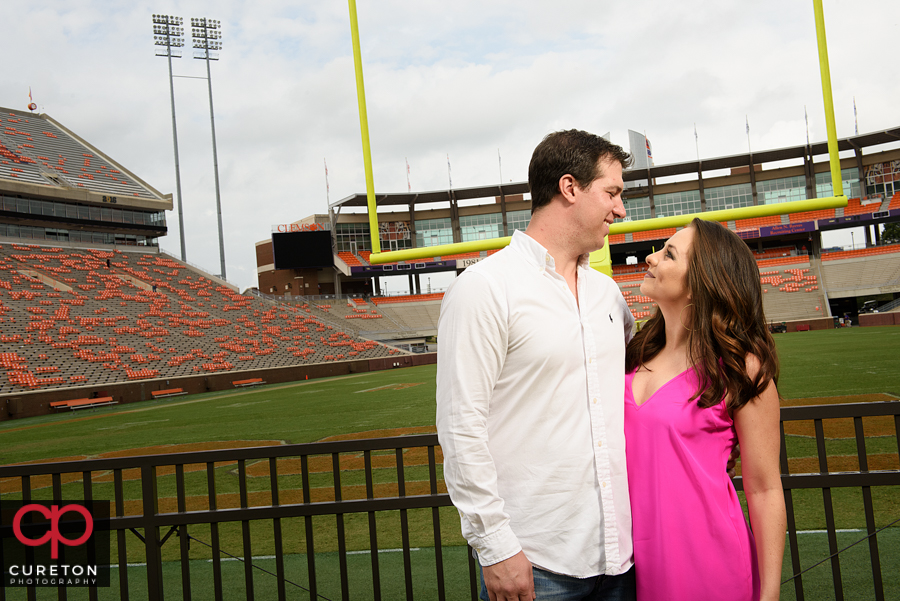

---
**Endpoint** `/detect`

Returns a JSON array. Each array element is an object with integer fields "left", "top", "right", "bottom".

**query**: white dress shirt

[{"left": 436, "top": 230, "right": 635, "bottom": 578}]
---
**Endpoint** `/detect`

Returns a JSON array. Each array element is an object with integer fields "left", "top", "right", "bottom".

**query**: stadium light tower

[
  {"left": 152, "top": 14, "right": 188, "bottom": 263},
  {"left": 191, "top": 17, "right": 227, "bottom": 280}
]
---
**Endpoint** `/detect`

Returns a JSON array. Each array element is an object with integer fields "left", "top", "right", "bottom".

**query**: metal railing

[
  {"left": 1, "top": 402, "right": 897, "bottom": 601},
  {"left": 874, "top": 297, "right": 900, "bottom": 313}
]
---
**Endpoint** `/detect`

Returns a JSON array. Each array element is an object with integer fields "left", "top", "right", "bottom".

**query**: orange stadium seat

[
  {"left": 789, "top": 209, "right": 835, "bottom": 223},
  {"left": 735, "top": 216, "right": 780, "bottom": 230},
  {"left": 889, "top": 192, "right": 900, "bottom": 210},
  {"left": 0, "top": 244, "right": 402, "bottom": 394},
  {"left": 821, "top": 244, "right": 900, "bottom": 261},
  {"left": 632, "top": 228, "right": 676, "bottom": 242}
]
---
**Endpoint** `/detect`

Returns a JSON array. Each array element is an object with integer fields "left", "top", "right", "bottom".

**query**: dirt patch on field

[
  {"left": 781, "top": 393, "right": 896, "bottom": 406},
  {"left": 113, "top": 480, "right": 450, "bottom": 516},
  {"left": 318, "top": 425, "right": 436, "bottom": 442},
  {"left": 2, "top": 430, "right": 439, "bottom": 494},
  {"left": 0, "top": 440, "right": 283, "bottom": 494},
  {"left": 781, "top": 393, "right": 898, "bottom": 438},
  {"left": 786, "top": 454, "right": 899, "bottom": 474},
  {"left": 245, "top": 445, "right": 443, "bottom": 478}
]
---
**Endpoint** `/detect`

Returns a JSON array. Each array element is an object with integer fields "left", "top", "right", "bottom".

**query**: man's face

[{"left": 572, "top": 158, "right": 625, "bottom": 250}]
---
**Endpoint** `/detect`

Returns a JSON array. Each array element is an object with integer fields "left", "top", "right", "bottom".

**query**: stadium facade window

[
  {"left": 507, "top": 209, "right": 531, "bottom": 233},
  {"left": 461, "top": 213, "right": 504, "bottom": 241},
  {"left": 0, "top": 195, "right": 164, "bottom": 227},
  {"left": 654, "top": 190, "right": 701, "bottom": 217},
  {"left": 0, "top": 196, "right": 166, "bottom": 225},
  {"left": 863, "top": 160, "right": 900, "bottom": 199},
  {"left": 378, "top": 221, "right": 413, "bottom": 252},
  {"left": 0, "top": 223, "right": 157, "bottom": 247},
  {"left": 705, "top": 183, "right": 753, "bottom": 211},
  {"left": 618, "top": 196, "right": 651, "bottom": 222},
  {"left": 415, "top": 218, "right": 453, "bottom": 247},
  {"left": 815, "top": 168, "right": 861, "bottom": 199},
  {"left": 335, "top": 222, "right": 372, "bottom": 252},
  {"left": 758, "top": 176, "right": 807, "bottom": 205}
]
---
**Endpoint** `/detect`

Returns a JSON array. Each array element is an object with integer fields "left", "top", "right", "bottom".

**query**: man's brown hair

[{"left": 528, "top": 130, "right": 632, "bottom": 215}]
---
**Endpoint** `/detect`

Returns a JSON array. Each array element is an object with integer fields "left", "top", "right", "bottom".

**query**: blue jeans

[{"left": 479, "top": 565, "right": 636, "bottom": 601}]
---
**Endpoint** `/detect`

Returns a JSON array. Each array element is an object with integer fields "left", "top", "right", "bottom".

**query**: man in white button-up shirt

[{"left": 437, "top": 130, "right": 636, "bottom": 601}]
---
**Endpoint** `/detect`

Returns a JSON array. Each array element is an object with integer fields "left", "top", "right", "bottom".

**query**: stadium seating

[
  {"left": 821, "top": 244, "right": 900, "bottom": 261},
  {"left": 0, "top": 113, "right": 151, "bottom": 198},
  {"left": 756, "top": 260, "right": 826, "bottom": 322},
  {"left": 612, "top": 264, "right": 647, "bottom": 275},
  {"left": 337, "top": 251, "right": 364, "bottom": 267},
  {"left": 612, "top": 272, "right": 646, "bottom": 284},
  {"left": 756, "top": 255, "right": 811, "bottom": 268},
  {"left": 752, "top": 246, "right": 797, "bottom": 260},
  {"left": 789, "top": 209, "right": 835, "bottom": 223},
  {"left": 0, "top": 243, "right": 404, "bottom": 395},
  {"left": 842, "top": 198, "right": 880, "bottom": 217},
  {"left": 735, "top": 216, "right": 780, "bottom": 231},
  {"left": 370, "top": 293, "right": 445, "bottom": 305},
  {"left": 611, "top": 254, "right": 828, "bottom": 323},
  {"left": 821, "top": 247, "right": 900, "bottom": 296},
  {"left": 888, "top": 192, "right": 900, "bottom": 210},
  {"left": 632, "top": 228, "right": 676, "bottom": 242}
]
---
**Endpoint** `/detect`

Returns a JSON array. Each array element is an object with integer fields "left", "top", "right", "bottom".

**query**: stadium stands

[
  {"left": 755, "top": 259, "right": 826, "bottom": 322},
  {"left": 0, "top": 243, "right": 405, "bottom": 394},
  {"left": 788, "top": 208, "right": 835, "bottom": 223},
  {"left": 337, "top": 251, "right": 364, "bottom": 267},
  {"left": 735, "top": 216, "right": 781, "bottom": 231},
  {"left": 0, "top": 113, "right": 153, "bottom": 199},
  {"left": 611, "top": 255, "right": 829, "bottom": 323},
  {"left": 632, "top": 228, "right": 676, "bottom": 242},
  {"left": 821, "top": 245, "right": 900, "bottom": 296},
  {"left": 371, "top": 293, "right": 445, "bottom": 305},
  {"left": 612, "top": 264, "right": 647, "bottom": 275},
  {"left": 752, "top": 246, "right": 798, "bottom": 260},
  {"left": 842, "top": 198, "right": 880, "bottom": 217},
  {"left": 372, "top": 299, "right": 442, "bottom": 332},
  {"left": 889, "top": 192, "right": 900, "bottom": 210},
  {"left": 821, "top": 244, "right": 900, "bottom": 261}
]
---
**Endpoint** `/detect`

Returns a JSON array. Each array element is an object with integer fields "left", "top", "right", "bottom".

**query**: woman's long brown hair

[{"left": 625, "top": 218, "right": 779, "bottom": 411}]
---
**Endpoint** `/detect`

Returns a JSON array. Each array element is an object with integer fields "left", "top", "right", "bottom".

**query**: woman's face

[{"left": 641, "top": 226, "right": 694, "bottom": 306}]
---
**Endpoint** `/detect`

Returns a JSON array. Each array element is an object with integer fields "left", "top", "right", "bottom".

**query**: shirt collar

[{"left": 510, "top": 230, "right": 592, "bottom": 273}]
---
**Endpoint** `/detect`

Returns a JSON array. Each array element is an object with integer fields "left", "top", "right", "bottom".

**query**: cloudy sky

[{"left": 6, "top": 0, "right": 899, "bottom": 292}]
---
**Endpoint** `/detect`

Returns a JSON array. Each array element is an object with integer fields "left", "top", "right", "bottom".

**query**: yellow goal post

[{"left": 348, "top": 0, "right": 845, "bottom": 276}]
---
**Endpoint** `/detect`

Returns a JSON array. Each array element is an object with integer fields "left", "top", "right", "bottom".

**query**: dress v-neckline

[{"left": 629, "top": 366, "right": 694, "bottom": 408}]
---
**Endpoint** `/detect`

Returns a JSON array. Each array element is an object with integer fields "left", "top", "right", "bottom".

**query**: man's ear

[{"left": 558, "top": 174, "right": 578, "bottom": 205}]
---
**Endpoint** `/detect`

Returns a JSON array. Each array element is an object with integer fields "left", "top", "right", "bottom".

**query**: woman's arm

[{"left": 733, "top": 356, "right": 786, "bottom": 601}]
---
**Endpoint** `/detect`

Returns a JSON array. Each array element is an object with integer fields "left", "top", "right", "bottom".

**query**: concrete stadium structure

[{"left": 256, "top": 126, "right": 900, "bottom": 336}]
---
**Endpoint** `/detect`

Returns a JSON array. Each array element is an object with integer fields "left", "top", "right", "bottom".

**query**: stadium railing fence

[{"left": 0, "top": 403, "right": 898, "bottom": 601}]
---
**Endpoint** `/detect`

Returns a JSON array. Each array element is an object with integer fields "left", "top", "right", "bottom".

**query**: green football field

[
  {"left": 0, "top": 326, "right": 898, "bottom": 600},
  {"left": 2, "top": 325, "right": 898, "bottom": 464}
]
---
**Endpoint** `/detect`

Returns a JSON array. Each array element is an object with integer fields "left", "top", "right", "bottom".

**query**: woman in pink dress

[{"left": 624, "top": 218, "right": 786, "bottom": 601}]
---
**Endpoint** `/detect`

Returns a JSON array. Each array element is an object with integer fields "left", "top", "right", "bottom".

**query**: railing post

[
  {"left": 780, "top": 421, "right": 804, "bottom": 600},
  {"left": 141, "top": 464, "right": 164, "bottom": 600}
]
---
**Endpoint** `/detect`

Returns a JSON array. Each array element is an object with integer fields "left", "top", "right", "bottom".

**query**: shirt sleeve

[{"left": 435, "top": 269, "right": 522, "bottom": 566}]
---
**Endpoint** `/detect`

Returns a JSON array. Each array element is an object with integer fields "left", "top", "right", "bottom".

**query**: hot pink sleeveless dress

[{"left": 624, "top": 368, "right": 760, "bottom": 601}]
